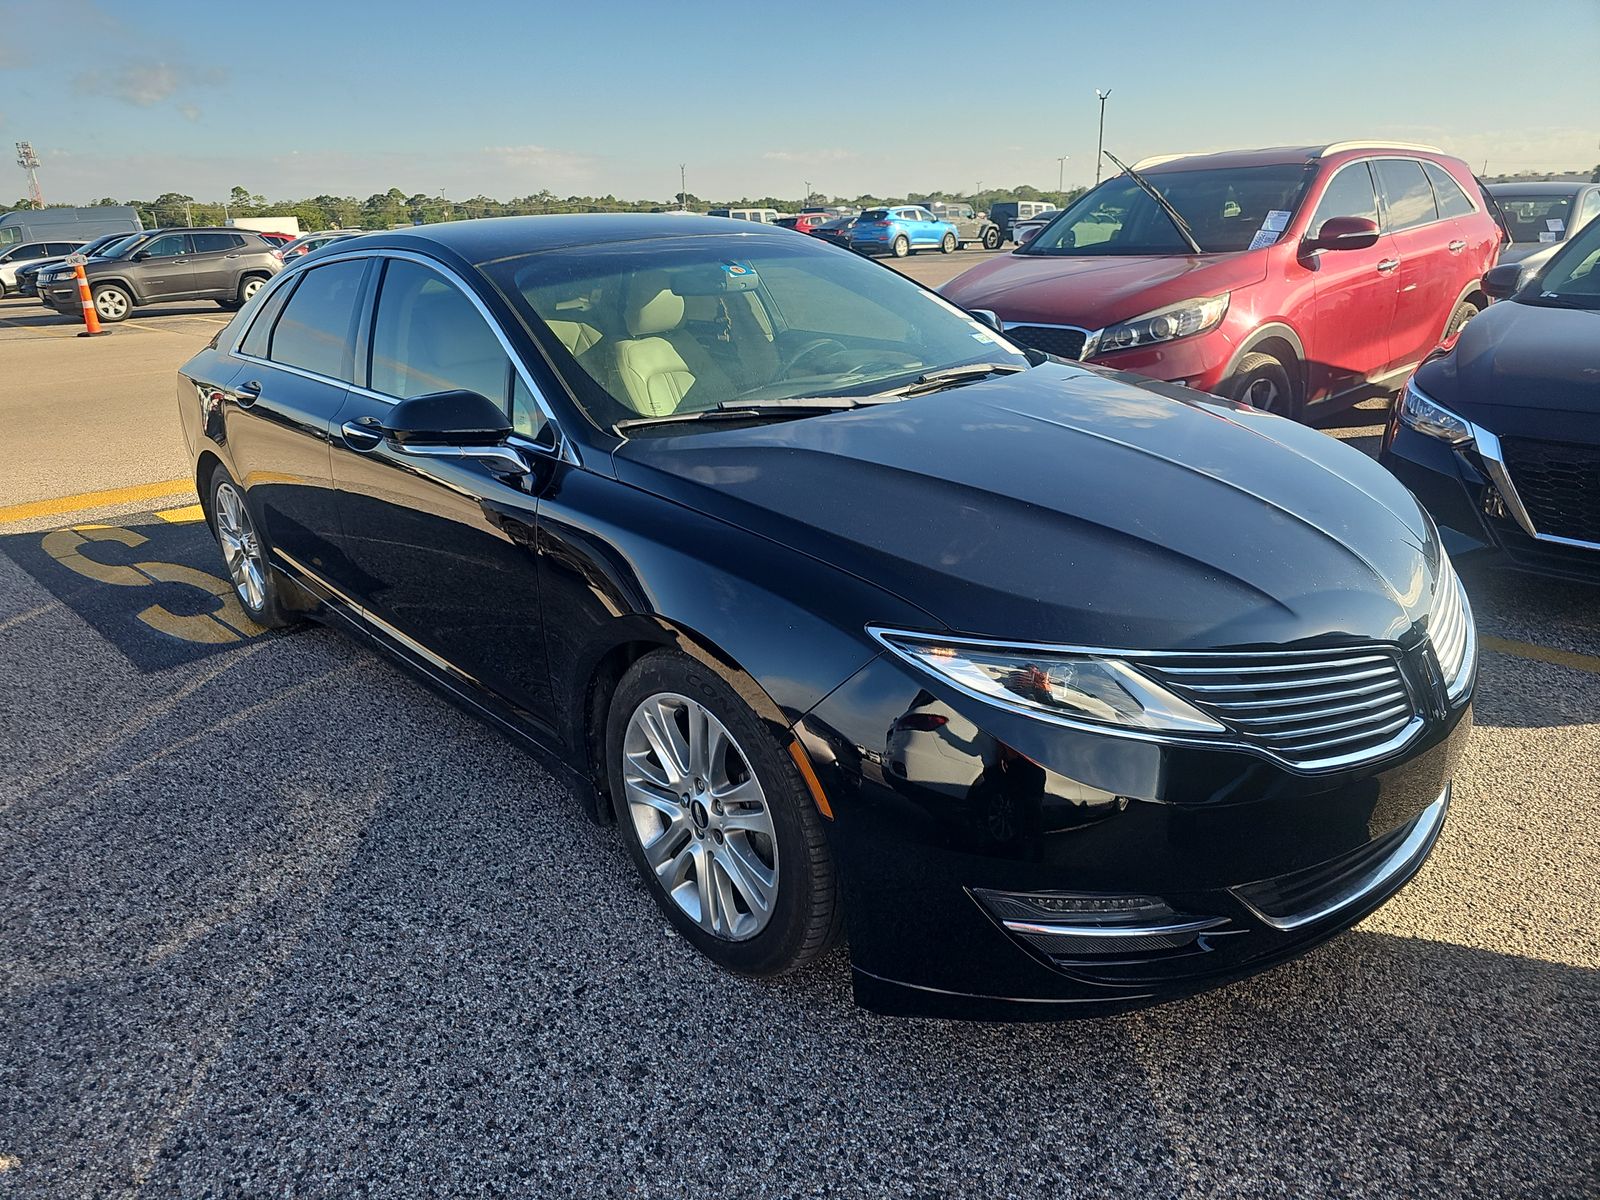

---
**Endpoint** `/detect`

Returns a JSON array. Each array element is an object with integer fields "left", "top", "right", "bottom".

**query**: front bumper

[
  {"left": 1382, "top": 422, "right": 1600, "bottom": 584},
  {"left": 798, "top": 650, "right": 1471, "bottom": 1020}
]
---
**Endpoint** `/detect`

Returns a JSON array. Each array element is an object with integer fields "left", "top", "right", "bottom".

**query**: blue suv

[{"left": 848, "top": 206, "right": 958, "bottom": 257}]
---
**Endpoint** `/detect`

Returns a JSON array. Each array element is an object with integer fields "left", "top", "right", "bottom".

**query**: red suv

[{"left": 941, "top": 143, "right": 1503, "bottom": 420}]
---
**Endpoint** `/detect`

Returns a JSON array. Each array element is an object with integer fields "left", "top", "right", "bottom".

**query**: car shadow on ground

[{"left": 0, "top": 299, "right": 231, "bottom": 328}]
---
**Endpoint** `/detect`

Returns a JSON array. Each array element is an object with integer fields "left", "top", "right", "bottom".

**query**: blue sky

[{"left": 3, "top": 0, "right": 1596, "bottom": 204}]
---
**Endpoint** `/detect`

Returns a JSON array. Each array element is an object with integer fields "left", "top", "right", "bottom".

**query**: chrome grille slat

[{"left": 1139, "top": 646, "right": 1421, "bottom": 770}]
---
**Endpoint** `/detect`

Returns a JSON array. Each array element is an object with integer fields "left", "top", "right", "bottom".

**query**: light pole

[
  {"left": 1056, "top": 155, "right": 1070, "bottom": 195},
  {"left": 804, "top": 179, "right": 812, "bottom": 208},
  {"left": 679, "top": 163, "right": 687, "bottom": 210},
  {"left": 1095, "top": 89, "right": 1112, "bottom": 185}
]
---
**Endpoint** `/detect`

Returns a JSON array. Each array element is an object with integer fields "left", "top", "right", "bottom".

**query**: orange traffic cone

[{"left": 74, "top": 261, "right": 110, "bottom": 337}]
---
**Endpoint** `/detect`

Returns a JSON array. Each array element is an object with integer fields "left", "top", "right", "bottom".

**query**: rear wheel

[
  {"left": 891, "top": 235, "right": 910, "bottom": 259},
  {"left": 982, "top": 226, "right": 1001, "bottom": 250},
  {"left": 940, "top": 233, "right": 957, "bottom": 254},
  {"left": 1228, "top": 352, "right": 1299, "bottom": 419},
  {"left": 209, "top": 468, "right": 297, "bottom": 629},
  {"left": 607, "top": 650, "right": 841, "bottom": 976}
]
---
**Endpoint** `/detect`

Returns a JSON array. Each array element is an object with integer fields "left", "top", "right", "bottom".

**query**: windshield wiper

[
  {"left": 1102, "top": 149, "right": 1205, "bottom": 255},
  {"left": 876, "top": 362, "right": 1027, "bottom": 398},
  {"left": 615, "top": 397, "right": 870, "bottom": 435}
]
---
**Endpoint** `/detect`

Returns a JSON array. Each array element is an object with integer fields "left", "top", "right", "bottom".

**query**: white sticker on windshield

[
  {"left": 971, "top": 331, "right": 996, "bottom": 343},
  {"left": 1248, "top": 229, "right": 1280, "bottom": 251},
  {"left": 1539, "top": 230, "right": 1559, "bottom": 242},
  {"left": 1262, "top": 210, "right": 1291, "bottom": 232},
  {"left": 1547, "top": 218, "right": 1565, "bottom": 232}
]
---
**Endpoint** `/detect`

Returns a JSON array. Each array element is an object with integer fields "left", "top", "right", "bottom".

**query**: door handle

[
  {"left": 235, "top": 379, "right": 262, "bottom": 408},
  {"left": 1377, "top": 258, "right": 1400, "bottom": 273},
  {"left": 340, "top": 419, "right": 384, "bottom": 452},
  {"left": 174, "top": 258, "right": 190, "bottom": 264},
  {"left": 1448, "top": 240, "right": 1466, "bottom": 253},
  {"left": 225, "top": 253, "right": 240, "bottom": 259}
]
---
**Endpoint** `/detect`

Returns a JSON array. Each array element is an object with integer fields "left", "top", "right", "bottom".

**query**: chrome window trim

[
  {"left": 867, "top": 626, "right": 1430, "bottom": 775},
  {"left": 1233, "top": 785, "right": 1450, "bottom": 930},
  {"left": 228, "top": 247, "right": 578, "bottom": 466},
  {"left": 1469, "top": 421, "right": 1600, "bottom": 552},
  {"left": 1370, "top": 155, "right": 1475, "bottom": 230}
]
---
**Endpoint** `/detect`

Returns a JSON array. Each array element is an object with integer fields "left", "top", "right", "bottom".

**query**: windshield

[
  {"left": 97, "top": 233, "right": 143, "bottom": 259},
  {"left": 1494, "top": 193, "right": 1576, "bottom": 244},
  {"left": 1526, "top": 215, "right": 1600, "bottom": 309},
  {"left": 1023, "top": 163, "right": 1314, "bottom": 256},
  {"left": 480, "top": 233, "right": 1028, "bottom": 434}
]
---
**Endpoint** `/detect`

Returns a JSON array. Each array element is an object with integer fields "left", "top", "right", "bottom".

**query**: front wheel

[
  {"left": 982, "top": 226, "right": 1001, "bottom": 250},
  {"left": 1227, "top": 352, "right": 1299, "bottom": 419},
  {"left": 92, "top": 283, "right": 132, "bottom": 323},
  {"left": 1443, "top": 299, "right": 1479, "bottom": 343},
  {"left": 607, "top": 650, "right": 842, "bottom": 976},
  {"left": 940, "top": 233, "right": 957, "bottom": 254},
  {"left": 891, "top": 235, "right": 910, "bottom": 259}
]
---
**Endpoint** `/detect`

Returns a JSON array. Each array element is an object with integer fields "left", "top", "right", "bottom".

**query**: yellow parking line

[
  {"left": 1481, "top": 635, "right": 1600, "bottom": 676},
  {"left": 0, "top": 478, "right": 192, "bottom": 525},
  {"left": 154, "top": 504, "right": 206, "bottom": 524}
]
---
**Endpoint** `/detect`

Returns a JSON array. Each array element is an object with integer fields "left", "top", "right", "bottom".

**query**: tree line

[{"left": 3, "top": 183, "right": 1091, "bottom": 229}]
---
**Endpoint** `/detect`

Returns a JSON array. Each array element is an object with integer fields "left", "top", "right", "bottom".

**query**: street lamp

[
  {"left": 1095, "top": 89, "right": 1112, "bottom": 185},
  {"left": 1056, "top": 155, "right": 1070, "bottom": 194}
]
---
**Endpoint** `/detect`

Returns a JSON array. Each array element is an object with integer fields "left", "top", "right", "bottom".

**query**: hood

[
  {"left": 939, "top": 250, "right": 1265, "bottom": 328},
  {"left": 1499, "top": 241, "right": 1557, "bottom": 265},
  {"left": 612, "top": 364, "right": 1438, "bottom": 651},
  {"left": 1418, "top": 298, "right": 1600, "bottom": 418}
]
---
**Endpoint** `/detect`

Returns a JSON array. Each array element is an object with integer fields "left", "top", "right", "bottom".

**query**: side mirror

[
  {"left": 1304, "top": 216, "right": 1380, "bottom": 252},
  {"left": 969, "top": 308, "right": 1003, "bottom": 333},
  {"left": 131, "top": 250, "right": 150, "bottom": 262},
  {"left": 1483, "top": 262, "right": 1524, "bottom": 301},
  {"left": 384, "top": 390, "right": 513, "bottom": 446}
]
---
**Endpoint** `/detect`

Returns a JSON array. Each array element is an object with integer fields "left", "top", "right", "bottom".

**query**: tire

[
  {"left": 982, "top": 226, "right": 1001, "bottom": 250},
  {"left": 606, "top": 649, "right": 842, "bottom": 976},
  {"left": 940, "top": 233, "right": 957, "bottom": 254},
  {"left": 891, "top": 235, "right": 910, "bottom": 259},
  {"left": 1227, "top": 351, "right": 1299, "bottom": 419},
  {"left": 208, "top": 467, "right": 297, "bottom": 629},
  {"left": 216, "top": 298, "right": 242, "bottom": 311},
  {"left": 1443, "top": 299, "right": 1479, "bottom": 342},
  {"left": 91, "top": 282, "right": 132, "bottom": 323},
  {"left": 237, "top": 274, "right": 268, "bottom": 305}
]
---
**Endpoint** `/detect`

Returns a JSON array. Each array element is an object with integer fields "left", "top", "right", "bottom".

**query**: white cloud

[
  {"left": 483, "top": 144, "right": 597, "bottom": 184},
  {"left": 75, "top": 61, "right": 180, "bottom": 106},
  {"left": 761, "top": 148, "right": 859, "bottom": 164}
]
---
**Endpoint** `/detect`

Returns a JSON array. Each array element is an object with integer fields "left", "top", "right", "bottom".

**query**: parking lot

[{"left": 2, "top": 268, "right": 1597, "bottom": 1199}]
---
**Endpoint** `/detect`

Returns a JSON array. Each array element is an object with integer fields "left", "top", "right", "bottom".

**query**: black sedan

[
  {"left": 178, "top": 214, "right": 1475, "bottom": 1019},
  {"left": 1382, "top": 211, "right": 1600, "bottom": 584}
]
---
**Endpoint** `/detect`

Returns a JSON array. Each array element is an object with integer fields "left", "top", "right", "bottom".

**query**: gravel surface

[{"left": 2, "top": 520, "right": 1596, "bottom": 1199}]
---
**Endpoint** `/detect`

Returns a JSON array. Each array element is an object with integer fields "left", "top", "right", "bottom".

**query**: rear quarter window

[{"left": 1423, "top": 163, "right": 1477, "bottom": 219}]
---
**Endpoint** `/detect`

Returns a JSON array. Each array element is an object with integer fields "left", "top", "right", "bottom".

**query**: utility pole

[
  {"left": 679, "top": 163, "right": 687, "bottom": 210},
  {"left": 183, "top": 200, "right": 193, "bottom": 227},
  {"left": 1056, "top": 155, "right": 1070, "bottom": 194},
  {"left": 1095, "top": 89, "right": 1112, "bottom": 185},
  {"left": 804, "top": 179, "right": 812, "bottom": 208},
  {"left": 15, "top": 141, "right": 44, "bottom": 208}
]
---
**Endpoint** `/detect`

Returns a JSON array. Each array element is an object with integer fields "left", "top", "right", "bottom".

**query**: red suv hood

[{"left": 941, "top": 251, "right": 1267, "bottom": 328}]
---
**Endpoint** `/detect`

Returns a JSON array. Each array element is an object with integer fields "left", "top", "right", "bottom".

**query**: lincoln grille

[
  {"left": 1004, "top": 325, "right": 1088, "bottom": 360},
  {"left": 1499, "top": 437, "right": 1600, "bottom": 544},
  {"left": 1140, "top": 647, "right": 1420, "bottom": 770}
]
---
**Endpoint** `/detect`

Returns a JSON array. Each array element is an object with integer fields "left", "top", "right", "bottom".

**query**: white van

[{"left": 707, "top": 208, "right": 782, "bottom": 224}]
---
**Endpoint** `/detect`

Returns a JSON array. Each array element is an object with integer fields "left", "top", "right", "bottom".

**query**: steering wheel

[{"left": 781, "top": 337, "right": 848, "bottom": 376}]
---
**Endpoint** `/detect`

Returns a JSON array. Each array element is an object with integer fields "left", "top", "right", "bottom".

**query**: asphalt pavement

[{"left": 1, "top": 273, "right": 1597, "bottom": 1199}]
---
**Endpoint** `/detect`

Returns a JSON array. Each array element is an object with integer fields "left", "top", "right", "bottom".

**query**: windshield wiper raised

[
  {"left": 876, "top": 362, "right": 1027, "bottom": 398},
  {"left": 1102, "top": 149, "right": 1205, "bottom": 255}
]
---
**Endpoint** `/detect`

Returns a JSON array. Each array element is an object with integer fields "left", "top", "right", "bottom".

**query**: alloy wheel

[
  {"left": 622, "top": 692, "right": 779, "bottom": 941},
  {"left": 214, "top": 481, "right": 267, "bottom": 611},
  {"left": 94, "top": 289, "right": 128, "bottom": 320},
  {"left": 241, "top": 277, "right": 264, "bottom": 302},
  {"left": 1242, "top": 377, "right": 1287, "bottom": 415}
]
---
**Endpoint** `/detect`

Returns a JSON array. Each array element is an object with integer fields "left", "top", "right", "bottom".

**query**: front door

[
  {"left": 130, "top": 231, "right": 196, "bottom": 300},
  {"left": 1299, "top": 159, "right": 1398, "bottom": 404},
  {"left": 325, "top": 255, "right": 557, "bottom": 730},
  {"left": 223, "top": 257, "right": 370, "bottom": 569}
]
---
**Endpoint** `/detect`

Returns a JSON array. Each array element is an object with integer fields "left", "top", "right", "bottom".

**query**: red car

[
  {"left": 776, "top": 213, "right": 833, "bottom": 235},
  {"left": 251, "top": 230, "right": 298, "bottom": 246},
  {"left": 942, "top": 143, "right": 1503, "bottom": 420}
]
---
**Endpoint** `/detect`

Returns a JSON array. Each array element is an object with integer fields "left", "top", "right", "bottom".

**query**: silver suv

[{"left": 37, "top": 227, "right": 281, "bottom": 323}]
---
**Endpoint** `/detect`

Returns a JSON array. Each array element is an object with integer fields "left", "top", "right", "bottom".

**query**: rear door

[
  {"left": 224, "top": 256, "right": 370, "bottom": 568},
  {"left": 1373, "top": 157, "right": 1458, "bottom": 371},
  {"left": 327, "top": 254, "right": 558, "bottom": 728},
  {"left": 187, "top": 231, "right": 249, "bottom": 296},
  {"left": 1299, "top": 159, "right": 1397, "bottom": 403}
]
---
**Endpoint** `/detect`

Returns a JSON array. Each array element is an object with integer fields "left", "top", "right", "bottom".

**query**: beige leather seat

[
  {"left": 612, "top": 272, "right": 731, "bottom": 416},
  {"left": 546, "top": 318, "right": 603, "bottom": 358}
]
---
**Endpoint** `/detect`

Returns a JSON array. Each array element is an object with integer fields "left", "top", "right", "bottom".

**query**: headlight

[
  {"left": 1397, "top": 378, "right": 1473, "bottom": 446},
  {"left": 869, "top": 629, "right": 1224, "bottom": 735},
  {"left": 1086, "top": 293, "right": 1230, "bottom": 357}
]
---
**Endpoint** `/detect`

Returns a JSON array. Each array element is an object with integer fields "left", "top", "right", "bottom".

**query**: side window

[
  {"left": 189, "top": 232, "right": 237, "bottom": 254},
  {"left": 239, "top": 277, "right": 296, "bottom": 358},
  {"left": 1375, "top": 159, "right": 1439, "bottom": 232},
  {"left": 141, "top": 234, "right": 186, "bottom": 258},
  {"left": 370, "top": 259, "right": 512, "bottom": 406},
  {"left": 1424, "top": 163, "right": 1476, "bottom": 219},
  {"left": 1309, "top": 162, "right": 1380, "bottom": 233},
  {"left": 1578, "top": 191, "right": 1600, "bottom": 228},
  {"left": 268, "top": 259, "right": 367, "bottom": 380},
  {"left": 511, "top": 375, "right": 549, "bottom": 442}
]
